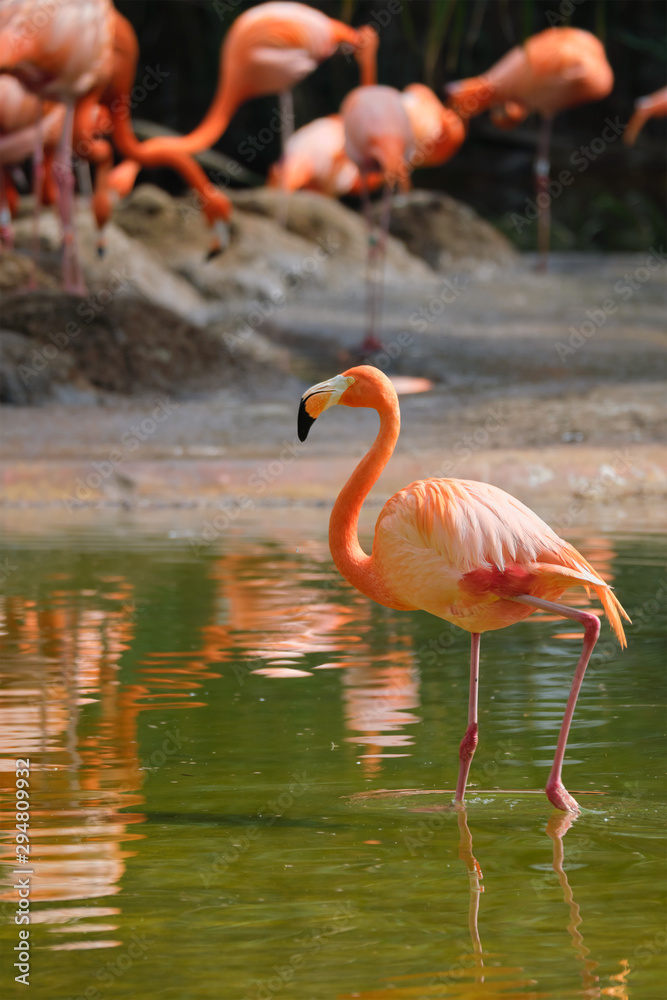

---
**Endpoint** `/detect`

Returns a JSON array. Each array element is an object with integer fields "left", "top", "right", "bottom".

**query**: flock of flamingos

[
  {"left": 0, "top": 0, "right": 664, "bottom": 815},
  {"left": 0, "top": 0, "right": 665, "bottom": 294}
]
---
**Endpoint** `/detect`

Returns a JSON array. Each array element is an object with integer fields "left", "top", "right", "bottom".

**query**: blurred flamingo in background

[
  {"left": 93, "top": 9, "right": 232, "bottom": 257},
  {"left": 0, "top": 0, "right": 115, "bottom": 290},
  {"left": 623, "top": 85, "right": 667, "bottom": 146},
  {"left": 267, "top": 113, "right": 385, "bottom": 197},
  {"left": 266, "top": 9, "right": 377, "bottom": 207},
  {"left": 297, "top": 366, "right": 630, "bottom": 813},
  {"left": 400, "top": 83, "right": 465, "bottom": 169},
  {"left": 446, "top": 27, "right": 614, "bottom": 270},
  {"left": 342, "top": 85, "right": 414, "bottom": 352},
  {"left": 268, "top": 114, "right": 363, "bottom": 196},
  {"left": 133, "top": 2, "right": 378, "bottom": 164},
  {"left": 0, "top": 75, "right": 64, "bottom": 248}
]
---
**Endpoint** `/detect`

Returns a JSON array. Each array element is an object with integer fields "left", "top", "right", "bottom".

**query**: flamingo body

[
  {"left": 400, "top": 83, "right": 465, "bottom": 168},
  {"left": 342, "top": 85, "right": 414, "bottom": 185},
  {"left": 269, "top": 114, "right": 359, "bottom": 195},
  {"left": 0, "top": 0, "right": 114, "bottom": 101},
  {"left": 446, "top": 27, "right": 613, "bottom": 121},
  {"left": 298, "top": 367, "right": 629, "bottom": 812},
  {"left": 371, "top": 477, "right": 625, "bottom": 638}
]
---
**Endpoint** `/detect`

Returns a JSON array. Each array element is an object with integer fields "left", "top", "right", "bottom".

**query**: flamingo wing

[{"left": 372, "top": 478, "right": 629, "bottom": 641}]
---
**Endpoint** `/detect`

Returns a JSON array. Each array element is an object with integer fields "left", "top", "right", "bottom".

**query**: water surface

[{"left": 0, "top": 511, "right": 665, "bottom": 999}]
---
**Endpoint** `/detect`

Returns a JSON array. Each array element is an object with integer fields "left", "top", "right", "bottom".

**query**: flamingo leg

[
  {"left": 0, "top": 169, "right": 14, "bottom": 250},
  {"left": 455, "top": 631, "right": 481, "bottom": 803},
  {"left": 276, "top": 89, "right": 295, "bottom": 228},
  {"left": 456, "top": 804, "right": 484, "bottom": 981},
  {"left": 513, "top": 594, "right": 601, "bottom": 813},
  {"left": 535, "top": 115, "right": 552, "bottom": 274},
  {"left": 53, "top": 103, "right": 86, "bottom": 295},
  {"left": 360, "top": 177, "right": 389, "bottom": 355},
  {"left": 30, "top": 103, "right": 45, "bottom": 275},
  {"left": 547, "top": 813, "right": 600, "bottom": 991}
]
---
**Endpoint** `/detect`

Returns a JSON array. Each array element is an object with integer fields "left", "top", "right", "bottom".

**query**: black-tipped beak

[{"left": 298, "top": 397, "right": 316, "bottom": 442}]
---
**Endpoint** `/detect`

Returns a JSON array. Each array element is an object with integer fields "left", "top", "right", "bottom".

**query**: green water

[{"left": 0, "top": 512, "right": 665, "bottom": 1000}]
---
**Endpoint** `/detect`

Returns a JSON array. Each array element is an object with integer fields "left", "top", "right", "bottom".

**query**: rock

[
  {"left": 0, "top": 251, "right": 59, "bottom": 293},
  {"left": 76, "top": 214, "right": 214, "bottom": 326},
  {"left": 378, "top": 189, "right": 518, "bottom": 273},
  {"left": 229, "top": 187, "right": 438, "bottom": 290},
  {"left": 11, "top": 201, "right": 214, "bottom": 325},
  {"left": 0, "top": 329, "right": 98, "bottom": 405},
  {"left": 0, "top": 292, "right": 260, "bottom": 400}
]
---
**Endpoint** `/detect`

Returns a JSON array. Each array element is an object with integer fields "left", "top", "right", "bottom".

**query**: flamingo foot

[{"left": 546, "top": 778, "right": 580, "bottom": 814}]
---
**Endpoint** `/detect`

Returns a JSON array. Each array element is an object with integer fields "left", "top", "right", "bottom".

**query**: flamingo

[
  {"left": 267, "top": 113, "right": 386, "bottom": 197},
  {"left": 623, "top": 86, "right": 667, "bottom": 146},
  {"left": 87, "top": 9, "right": 231, "bottom": 257},
  {"left": 445, "top": 27, "right": 614, "bottom": 270},
  {"left": 132, "top": 2, "right": 378, "bottom": 163},
  {"left": 270, "top": 84, "right": 465, "bottom": 200},
  {"left": 297, "top": 366, "right": 630, "bottom": 813},
  {"left": 341, "top": 85, "right": 414, "bottom": 354},
  {"left": 400, "top": 83, "right": 466, "bottom": 169},
  {"left": 0, "top": 74, "right": 63, "bottom": 249},
  {"left": 0, "top": 0, "right": 115, "bottom": 291}
]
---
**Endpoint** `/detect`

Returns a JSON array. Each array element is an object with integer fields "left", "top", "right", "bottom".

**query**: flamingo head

[{"left": 298, "top": 366, "right": 395, "bottom": 441}]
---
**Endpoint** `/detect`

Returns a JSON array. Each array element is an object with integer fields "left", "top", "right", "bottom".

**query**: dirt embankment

[{"left": 0, "top": 186, "right": 665, "bottom": 510}]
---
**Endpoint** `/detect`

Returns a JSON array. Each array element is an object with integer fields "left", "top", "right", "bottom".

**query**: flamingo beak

[{"left": 298, "top": 374, "right": 354, "bottom": 441}]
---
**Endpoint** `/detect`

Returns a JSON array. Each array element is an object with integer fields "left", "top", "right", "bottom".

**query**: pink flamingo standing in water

[
  {"left": 446, "top": 27, "right": 614, "bottom": 270},
  {"left": 0, "top": 0, "right": 115, "bottom": 291},
  {"left": 341, "top": 85, "right": 414, "bottom": 353},
  {"left": 297, "top": 366, "right": 629, "bottom": 813}
]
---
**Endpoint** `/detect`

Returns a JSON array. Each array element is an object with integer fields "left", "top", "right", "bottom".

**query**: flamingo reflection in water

[
  {"left": 0, "top": 569, "right": 221, "bottom": 949},
  {"left": 0, "top": 583, "right": 144, "bottom": 947},
  {"left": 340, "top": 797, "right": 631, "bottom": 999}
]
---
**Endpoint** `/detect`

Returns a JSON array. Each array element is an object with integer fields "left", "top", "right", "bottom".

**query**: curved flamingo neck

[
  {"left": 329, "top": 394, "right": 400, "bottom": 603},
  {"left": 167, "top": 63, "right": 240, "bottom": 155}
]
